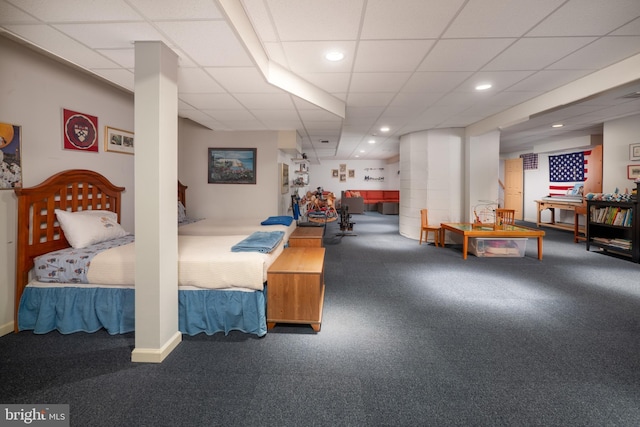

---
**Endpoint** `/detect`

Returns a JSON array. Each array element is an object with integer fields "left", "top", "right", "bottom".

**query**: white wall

[
  {"left": 177, "top": 118, "right": 281, "bottom": 220},
  {"left": 0, "top": 36, "right": 135, "bottom": 334},
  {"left": 308, "top": 158, "right": 399, "bottom": 199},
  {"left": 603, "top": 114, "right": 640, "bottom": 192}
]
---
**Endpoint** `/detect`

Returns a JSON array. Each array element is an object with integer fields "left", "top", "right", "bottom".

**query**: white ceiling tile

[
  {"left": 128, "top": 0, "right": 223, "bottom": 20},
  {"left": 506, "top": 70, "right": 594, "bottom": 92},
  {"left": 457, "top": 71, "right": 536, "bottom": 92},
  {"left": 354, "top": 40, "right": 435, "bottom": 72},
  {"left": 96, "top": 48, "right": 134, "bottom": 68},
  {"left": 444, "top": 0, "right": 566, "bottom": 38},
  {"left": 156, "top": 21, "right": 252, "bottom": 67},
  {"left": 0, "top": 1, "right": 38, "bottom": 22},
  {"left": 361, "top": 0, "right": 464, "bottom": 39},
  {"left": 402, "top": 72, "right": 472, "bottom": 93},
  {"left": 179, "top": 93, "right": 244, "bottom": 110},
  {"left": 298, "top": 108, "right": 342, "bottom": 122},
  {"left": 418, "top": 39, "right": 515, "bottom": 72},
  {"left": 216, "top": 119, "right": 265, "bottom": 130},
  {"left": 235, "top": 93, "right": 294, "bottom": 110},
  {"left": 528, "top": 0, "right": 640, "bottom": 36},
  {"left": 202, "top": 109, "right": 256, "bottom": 122},
  {"left": 178, "top": 68, "right": 225, "bottom": 93},
  {"left": 349, "top": 72, "right": 411, "bottom": 93},
  {"left": 347, "top": 93, "right": 396, "bottom": 107},
  {"left": 241, "top": 0, "right": 278, "bottom": 43},
  {"left": 9, "top": 0, "right": 142, "bottom": 22},
  {"left": 281, "top": 41, "right": 356, "bottom": 73},
  {"left": 54, "top": 22, "right": 167, "bottom": 49},
  {"left": 548, "top": 36, "right": 640, "bottom": 70},
  {"left": 204, "top": 67, "right": 280, "bottom": 93},
  {"left": 266, "top": 0, "right": 364, "bottom": 41},
  {"left": 611, "top": 17, "right": 640, "bottom": 36},
  {"left": 483, "top": 37, "right": 597, "bottom": 71},
  {"left": 4, "top": 24, "right": 118, "bottom": 68}
]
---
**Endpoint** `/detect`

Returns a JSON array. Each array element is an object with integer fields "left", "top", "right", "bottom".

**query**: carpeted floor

[{"left": 2, "top": 212, "right": 640, "bottom": 426}]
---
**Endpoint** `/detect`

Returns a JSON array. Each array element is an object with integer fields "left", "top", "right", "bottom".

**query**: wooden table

[
  {"left": 267, "top": 247, "right": 325, "bottom": 331},
  {"left": 440, "top": 223, "right": 546, "bottom": 260},
  {"left": 535, "top": 199, "right": 584, "bottom": 231},
  {"left": 288, "top": 226, "right": 324, "bottom": 247}
]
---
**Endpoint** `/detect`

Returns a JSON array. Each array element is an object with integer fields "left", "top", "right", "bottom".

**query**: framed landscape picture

[
  {"left": 627, "top": 164, "right": 640, "bottom": 180},
  {"left": 208, "top": 148, "right": 256, "bottom": 184},
  {"left": 0, "top": 122, "right": 22, "bottom": 189}
]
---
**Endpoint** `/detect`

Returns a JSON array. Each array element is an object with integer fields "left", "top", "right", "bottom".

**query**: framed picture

[
  {"left": 630, "top": 144, "right": 640, "bottom": 161},
  {"left": 105, "top": 126, "right": 134, "bottom": 155},
  {"left": 627, "top": 164, "right": 640, "bottom": 180},
  {"left": 0, "top": 122, "right": 22, "bottom": 189},
  {"left": 63, "top": 108, "right": 98, "bottom": 152},
  {"left": 340, "top": 173, "right": 346, "bottom": 182},
  {"left": 208, "top": 148, "right": 256, "bottom": 184},
  {"left": 339, "top": 163, "right": 347, "bottom": 173},
  {"left": 280, "top": 163, "right": 289, "bottom": 194},
  {"left": 332, "top": 169, "right": 338, "bottom": 178},
  {"left": 348, "top": 169, "right": 355, "bottom": 178}
]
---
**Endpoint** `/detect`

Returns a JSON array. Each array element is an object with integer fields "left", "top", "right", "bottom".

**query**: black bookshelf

[{"left": 586, "top": 198, "right": 639, "bottom": 262}]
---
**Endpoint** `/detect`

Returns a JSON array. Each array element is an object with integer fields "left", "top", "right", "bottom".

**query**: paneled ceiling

[{"left": 1, "top": 0, "right": 639, "bottom": 163}]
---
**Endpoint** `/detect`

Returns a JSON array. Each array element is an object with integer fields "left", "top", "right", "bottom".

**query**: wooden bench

[
  {"left": 267, "top": 247, "right": 325, "bottom": 332},
  {"left": 288, "top": 226, "right": 324, "bottom": 247}
]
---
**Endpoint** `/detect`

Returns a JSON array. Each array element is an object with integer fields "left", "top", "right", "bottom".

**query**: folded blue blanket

[
  {"left": 260, "top": 216, "right": 294, "bottom": 226},
  {"left": 231, "top": 231, "right": 285, "bottom": 253}
]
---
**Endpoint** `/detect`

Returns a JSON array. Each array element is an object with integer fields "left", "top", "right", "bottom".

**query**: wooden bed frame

[{"left": 14, "top": 169, "right": 124, "bottom": 332}]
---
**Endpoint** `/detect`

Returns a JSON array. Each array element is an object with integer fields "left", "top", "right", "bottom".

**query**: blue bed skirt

[{"left": 18, "top": 286, "right": 267, "bottom": 337}]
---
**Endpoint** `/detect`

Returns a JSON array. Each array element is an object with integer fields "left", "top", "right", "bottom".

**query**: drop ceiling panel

[
  {"left": 9, "top": 0, "right": 142, "bottom": 22},
  {"left": 0, "top": 2, "right": 38, "bottom": 22},
  {"left": 349, "top": 72, "right": 411, "bottom": 93},
  {"left": 547, "top": 36, "right": 640, "bottom": 70},
  {"left": 280, "top": 41, "right": 356, "bottom": 73},
  {"left": 418, "top": 39, "right": 515, "bottom": 72},
  {"left": 179, "top": 93, "right": 245, "bottom": 110},
  {"left": 178, "top": 68, "right": 225, "bottom": 93},
  {"left": 402, "top": 71, "right": 473, "bottom": 93},
  {"left": 204, "top": 67, "right": 280, "bottom": 93},
  {"left": 54, "top": 22, "right": 167, "bottom": 49},
  {"left": 353, "top": 40, "right": 435, "bottom": 72},
  {"left": 128, "top": 0, "right": 223, "bottom": 20}
]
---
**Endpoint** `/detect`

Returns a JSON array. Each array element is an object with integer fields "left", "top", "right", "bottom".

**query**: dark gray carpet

[{"left": 2, "top": 212, "right": 640, "bottom": 426}]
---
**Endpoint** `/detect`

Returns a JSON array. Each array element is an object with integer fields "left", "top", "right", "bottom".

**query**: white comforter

[
  {"left": 179, "top": 217, "right": 297, "bottom": 241},
  {"left": 86, "top": 235, "right": 284, "bottom": 290}
]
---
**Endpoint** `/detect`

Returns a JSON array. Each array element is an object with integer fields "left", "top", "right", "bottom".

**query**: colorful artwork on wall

[{"left": 0, "top": 122, "right": 22, "bottom": 189}]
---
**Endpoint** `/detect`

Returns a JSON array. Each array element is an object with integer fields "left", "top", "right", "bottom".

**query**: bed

[
  {"left": 15, "top": 170, "right": 285, "bottom": 337},
  {"left": 177, "top": 181, "right": 297, "bottom": 239}
]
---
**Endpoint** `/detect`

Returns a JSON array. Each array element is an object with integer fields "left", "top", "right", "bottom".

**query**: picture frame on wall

[
  {"left": 105, "top": 126, "right": 134, "bottom": 155},
  {"left": 348, "top": 169, "right": 355, "bottom": 178},
  {"left": 63, "top": 108, "right": 98, "bottom": 152},
  {"left": 630, "top": 143, "right": 640, "bottom": 161},
  {"left": 280, "top": 163, "right": 289, "bottom": 194},
  {"left": 0, "top": 122, "right": 22, "bottom": 189},
  {"left": 208, "top": 147, "right": 257, "bottom": 184},
  {"left": 332, "top": 169, "right": 338, "bottom": 178},
  {"left": 627, "top": 164, "right": 640, "bottom": 180}
]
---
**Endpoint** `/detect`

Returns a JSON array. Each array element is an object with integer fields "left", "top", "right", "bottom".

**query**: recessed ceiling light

[
  {"left": 475, "top": 83, "right": 492, "bottom": 91},
  {"left": 552, "top": 123, "right": 564, "bottom": 128},
  {"left": 355, "top": 155, "right": 360, "bottom": 158},
  {"left": 380, "top": 126, "right": 390, "bottom": 132},
  {"left": 360, "top": 150, "right": 365, "bottom": 153},
  {"left": 368, "top": 139, "right": 375, "bottom": 144},
  {"left": 325, "top": 51, "right": 344, "bottom": 61}
]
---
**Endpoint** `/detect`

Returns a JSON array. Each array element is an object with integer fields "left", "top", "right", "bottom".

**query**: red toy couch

[{"left": 342, "top": 190, "right": 399, "bottom": 213}]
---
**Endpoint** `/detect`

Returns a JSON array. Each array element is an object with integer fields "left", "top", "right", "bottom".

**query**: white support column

[
  {"left": 465, "top": 130, "right": 501, "bottom": 223},
  {"left": 132, "top": 41, "right": 181, "bottom": 363},
  {"left": 399, "top": 129, "right": 464, "bottom": 241}
]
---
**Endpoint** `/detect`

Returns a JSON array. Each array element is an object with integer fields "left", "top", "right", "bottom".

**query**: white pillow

[{"left": 55, "top": 209, "right": 128, "bottom": 249}]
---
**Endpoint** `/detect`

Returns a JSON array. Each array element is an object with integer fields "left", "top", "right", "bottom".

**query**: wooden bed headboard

[
  {"left": 178, "top": 180, "right": 187, "bottom": 208},
  {"left": 13, "top": 169, "right": 125, "bottom": 331}
]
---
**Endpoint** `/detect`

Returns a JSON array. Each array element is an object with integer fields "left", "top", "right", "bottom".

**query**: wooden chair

[
  {"left": 495, "top": 208, "right": 515, "bottom": 225},
  {"left": 419, "top": 209, "right": 441, "bottom": 246}
]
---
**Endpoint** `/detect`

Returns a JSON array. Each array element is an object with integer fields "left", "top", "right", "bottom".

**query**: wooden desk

[
  {"left": 574, "top": 206, "right": 587, "bottom": 243},
  {"left": 440, "top": 223, "right": 545, "bottom": 260},
  {"left": 267, "top": 247, "right": 325, "bottom": 332},
  {"left": 535, "top": 199, "right": 584, "bottom": 231},
  {"left": 289, "top": 226, "right": 324, "bottom": 247}
]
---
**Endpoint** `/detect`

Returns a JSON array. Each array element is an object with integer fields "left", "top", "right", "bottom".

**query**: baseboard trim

[
  {"left": 0, "top": 321, "right": 14, "bottom": 337},
  {"left": 131, "top": 331, "right": 182, "bottom": 363}
]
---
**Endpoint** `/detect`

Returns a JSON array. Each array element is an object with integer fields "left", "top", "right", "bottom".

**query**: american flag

[{"left": 548, "top": 150, "right": 591, "bottom": 196}]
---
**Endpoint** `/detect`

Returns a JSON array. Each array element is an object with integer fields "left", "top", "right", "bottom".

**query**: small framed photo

[
  {"left": 627, "top": 164, "right": 640, "bottom": 180},
  {"left": 629, "top": 143, "right": 640, "bottom": 161},
  {"left": 105, "top": 126, "right": 134, "bottom": 155},
  {"left": 331, "top": 169, "right": 338, "bottom": 178},
  {"left": 348, "top": 169, "right": 355, "bottom": 178}
]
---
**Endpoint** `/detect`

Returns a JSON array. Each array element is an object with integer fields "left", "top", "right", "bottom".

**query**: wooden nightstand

[{"left": 267, "top": 247, "right": 325, "bottom": 332}]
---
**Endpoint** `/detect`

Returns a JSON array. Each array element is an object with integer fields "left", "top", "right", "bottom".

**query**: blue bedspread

[
  {"left": 231, "top": 231, "right": 284, "bottom": 253},
  {"left": 260, "top": 215, "right": 294, "bottom": 226}
]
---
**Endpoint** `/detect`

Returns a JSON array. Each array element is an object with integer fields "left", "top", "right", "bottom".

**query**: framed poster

[
  {"left": 348, "top": 169, "right": 355, "bottom": 178},
  {"left": 208, "top": 148, "right": 256, "bottom": 184},
  {"left": 105, "top": 126, "right": 134, "bottom": 155},
  {"left": 332, "top": 169, "right": 338, "bottom": 178},
  {"left": 280, "top": 163, "right": 289, "bottom": 194},
  {"left": 630, "top": 143, "right": 640, "bottom": 161},
  {"left": 0, "top": 122, "right": 22, "bottom": 189},
  {"left": 63, "top": 109, "right": 98, "bottom": 152},
  {"left": 627, "top": 164, "right": 640, "bottom": 180}
]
